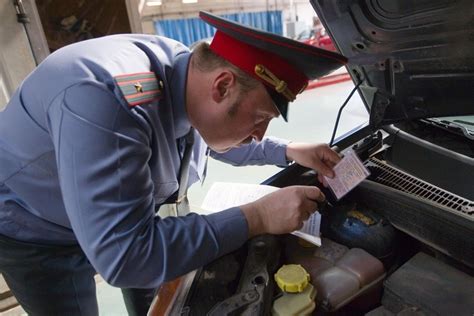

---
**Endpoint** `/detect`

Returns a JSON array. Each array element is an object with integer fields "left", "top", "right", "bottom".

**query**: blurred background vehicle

[{"left": 296, "top": 16, "right": 336, "bottom": 52}]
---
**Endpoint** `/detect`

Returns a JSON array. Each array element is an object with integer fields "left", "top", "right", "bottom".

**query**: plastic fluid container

[
  {"left": 272, "top": 264, "right": 317, "bottom": 316},
  {"left": 282, "top": 235, "right": 386, "bottom": 312}
]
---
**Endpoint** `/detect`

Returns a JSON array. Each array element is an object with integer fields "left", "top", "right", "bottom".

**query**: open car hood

[{"left": 310, "top": 0, "right": 474, "bottom": 128}]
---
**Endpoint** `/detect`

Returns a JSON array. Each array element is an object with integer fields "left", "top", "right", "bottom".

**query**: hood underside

[{"left": 310, "top": 0, "right": 474, "bottom": 128}]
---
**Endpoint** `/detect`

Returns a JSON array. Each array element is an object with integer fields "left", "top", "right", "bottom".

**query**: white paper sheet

[{"left": 201, "top": 182, "right": 321, "bottom": 246}]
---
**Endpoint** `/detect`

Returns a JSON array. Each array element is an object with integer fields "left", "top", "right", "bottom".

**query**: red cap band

[{"left": 209, "top": 31, "right": 309, "bottom": 99}]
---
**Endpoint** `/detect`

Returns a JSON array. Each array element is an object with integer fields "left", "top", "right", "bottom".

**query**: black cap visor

[{"left": 266, "top": 88, "right": 289, "bottom": 122}]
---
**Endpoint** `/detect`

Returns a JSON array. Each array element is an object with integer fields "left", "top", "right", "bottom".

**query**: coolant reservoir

[{"left": 273, "top": 264, "right": 317, "bottom": 315}]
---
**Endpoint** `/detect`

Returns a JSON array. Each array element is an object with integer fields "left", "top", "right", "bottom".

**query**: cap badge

[{"left": 254, "top": 64, "right": 296, "bottom": 102}]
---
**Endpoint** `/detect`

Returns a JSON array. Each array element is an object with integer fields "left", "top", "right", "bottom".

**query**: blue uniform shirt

[{"left": 0, "top": 34, "right": 290, "bottom": 288}]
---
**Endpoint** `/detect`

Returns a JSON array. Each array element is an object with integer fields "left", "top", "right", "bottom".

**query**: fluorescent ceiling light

[
  {"left": 147, "top": 1, "right": 162, "bottom": 6},
  {"left": 182, "top": 0, "right": 198, "bottom": 3}
]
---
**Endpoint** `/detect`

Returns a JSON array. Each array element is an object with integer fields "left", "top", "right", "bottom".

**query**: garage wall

[
  {"left": 140, "top": 0, "right": 288, "bottom": 20},
  {"left": 154, "top": 10, "right": 283, "bottom": 46},
  {"left": 36, "top": 0, "right": 132, "bottom": 52},
  {"left": 0, "top": 1, "right": 36, "bottom": 111},
  {"left": 138, "top": 0, "right": 316, "bottom": 37}
]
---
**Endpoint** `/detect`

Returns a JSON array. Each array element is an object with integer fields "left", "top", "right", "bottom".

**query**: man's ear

[{"left": 211, "top": 71, "right": 235, "bottom": 103}]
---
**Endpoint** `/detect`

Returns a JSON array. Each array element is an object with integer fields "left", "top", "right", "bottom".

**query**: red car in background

[
  {"left": 295, "top": 27, "right": 349, "bottom": 88},
  {"left": 296, "top": 28, "right": 336, "bottom": 52}
]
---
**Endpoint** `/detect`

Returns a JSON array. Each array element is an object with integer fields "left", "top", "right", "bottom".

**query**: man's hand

[
  {"left": 240, "top": 186, "right": 325, "bottom": 238},
  {"left": 286, "top": 143, "right": 341, "bottom": 185}
]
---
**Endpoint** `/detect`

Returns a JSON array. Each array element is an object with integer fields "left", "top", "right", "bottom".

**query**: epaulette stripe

[
  {"left": 121, "top": 87, "right": 159, "bottom": 96},
  {"left": 114, "top": 71, "right": 163, "bottom": 107},
  {"left": 119, "top": 82, "right": 159, "bottom": 95},
  {"left": 114, "top": 71, "right": 156, "bottom": 80},
  {"left": 125, "top": 90, "right": 161, "bottom": 101},
  {"left": 117, "top": 77, "right": 157, "bottom": 86},
  {"left": 127, "top": 93, "right": 162, "bottom": 105},
  {"left": 115, "top": 74, "right": 156, "bottom": 83},
  {"left": 127, "top": 98, "right": 160, "bottom": 106},
  {"left": 120, "top": 82, "right": 158, "bottom": 90},
  {"left": 126, "top": 96, "right": 162, "bottom": 106},
  {"left": 114, "top": 71, "right": 155, "bottom": 78},
  {"left": 120, "top": 87, "right": 158, "bottom": 96},
  {"left": 116, "top": 76, "right": 155, "bottom": 83}
]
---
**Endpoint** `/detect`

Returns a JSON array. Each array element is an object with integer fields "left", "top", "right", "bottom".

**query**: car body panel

[{"left": 311, "top": 0, "right": 474, "bottom": 127}]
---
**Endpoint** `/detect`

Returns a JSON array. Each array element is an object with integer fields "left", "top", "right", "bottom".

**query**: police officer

[{"left": 0, "top": 12, "right": 346, "bottom": 315}]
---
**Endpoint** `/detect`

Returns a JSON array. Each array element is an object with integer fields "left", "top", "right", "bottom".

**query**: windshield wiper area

[{"left": 422, "top": 117, "right": 474, "bottom": 140}]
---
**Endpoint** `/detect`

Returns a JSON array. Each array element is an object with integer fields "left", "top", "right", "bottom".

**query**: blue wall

[{"left": 154, "top": 11, "right": 283, "bottom": 47}]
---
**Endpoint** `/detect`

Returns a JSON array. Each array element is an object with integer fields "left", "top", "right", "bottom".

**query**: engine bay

[{"left": 166, "top": 124, "right": 474, "bottom": 315}]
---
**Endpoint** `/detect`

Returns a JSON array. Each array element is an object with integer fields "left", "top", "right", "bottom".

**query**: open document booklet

[{"left": 201, "top": 182, "right": 322, "bottom": 246}]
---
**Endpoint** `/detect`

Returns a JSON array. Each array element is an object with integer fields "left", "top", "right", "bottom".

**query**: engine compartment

[{"left": 165, "top": 124, "right": 474, "bottom": 315}]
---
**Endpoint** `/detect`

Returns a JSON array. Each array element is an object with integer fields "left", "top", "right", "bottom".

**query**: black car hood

[{"left": 310, "top": 0, "right": 474, "bottom": 128}]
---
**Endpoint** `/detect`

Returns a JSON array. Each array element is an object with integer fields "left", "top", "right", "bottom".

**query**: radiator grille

[{"left": 366, "top": 158, "right": 474, "bottom": 217}]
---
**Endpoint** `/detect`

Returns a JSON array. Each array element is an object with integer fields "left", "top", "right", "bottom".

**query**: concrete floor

[{"left": 0, "top": 78, "right": 368, "bottom": 316}]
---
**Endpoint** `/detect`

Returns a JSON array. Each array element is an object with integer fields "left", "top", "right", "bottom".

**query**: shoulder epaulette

[{"left": 114, "top": 72, "right": 163, "bottom": 106}]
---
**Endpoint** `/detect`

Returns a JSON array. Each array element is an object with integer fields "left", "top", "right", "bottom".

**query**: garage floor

[{"left": 1, "top": 78, "right": 368, "bottom": 316}]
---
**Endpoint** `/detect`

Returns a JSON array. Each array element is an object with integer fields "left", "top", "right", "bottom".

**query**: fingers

[
  {"left": 317, "top": 174, "right": 328, "bottom": 187},
  {"left": 310, "top": 145, "right": 340, "bottom": 179},
  {"left": 317, "top": 162, "right": 335, "bottom": 179},
  {"left": 321, "top": 147, "right": 341, "bottom": 178},
  {"left": 325, "top": 147, "right": 342, "bottom": 165},
  {"left": 327, "top": 159, "right": 339, "bottom": 169},
  {"left": 303, "top": 185, "right": 325, "bottom": 204},
  {"left": 249, "top": 186, "right": 326, "bottom": 236}
]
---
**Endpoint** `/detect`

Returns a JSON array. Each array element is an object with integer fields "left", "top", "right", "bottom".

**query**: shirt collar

[{"left": 168, "top": 52, "right": 192, "bottom": 139}]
